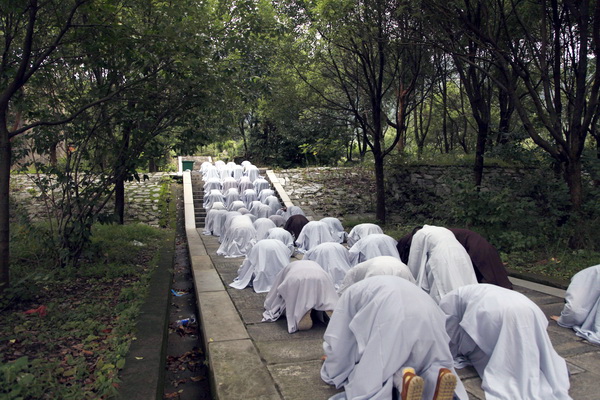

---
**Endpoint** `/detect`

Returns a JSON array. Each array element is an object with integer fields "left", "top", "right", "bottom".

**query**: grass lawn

[{"left": 1, "top": 223, "right": 173, "bottom": 399}]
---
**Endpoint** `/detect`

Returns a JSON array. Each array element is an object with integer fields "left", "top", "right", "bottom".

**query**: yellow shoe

[
  {"left": 401, "top": 367, "right": 424, "bottom": 400},
  {"left": 432, "top": 368, "right": 457, "bottom": 400}
]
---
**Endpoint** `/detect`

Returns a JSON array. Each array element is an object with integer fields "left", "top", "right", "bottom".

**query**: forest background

[{"left": 2, "top": 1, "right": 600, "bottom": 397}]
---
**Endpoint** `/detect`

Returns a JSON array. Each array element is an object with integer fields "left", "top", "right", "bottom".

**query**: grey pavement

[{"left": 182, "top": 171, "right": 600, "bottom": 400}]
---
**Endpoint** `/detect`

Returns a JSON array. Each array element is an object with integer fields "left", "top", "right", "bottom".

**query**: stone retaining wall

[{"left": 9, "top": 173, "right": 175, "bottom": 227}]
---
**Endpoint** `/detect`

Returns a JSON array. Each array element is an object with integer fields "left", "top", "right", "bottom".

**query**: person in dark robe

[
  {"left": 283, "top": 214, "right": 310, "bottom": 242},
  {"left": 397, "top": 226, "right": 513, "bottom": 290}
]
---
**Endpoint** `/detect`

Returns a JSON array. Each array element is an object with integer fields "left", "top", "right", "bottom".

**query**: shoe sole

[
  {"left": 433, "top": 369, "right": 457, "bottom": 400},
  {"left": 402, "top": 374, "right": 424, "bottom": 400}
]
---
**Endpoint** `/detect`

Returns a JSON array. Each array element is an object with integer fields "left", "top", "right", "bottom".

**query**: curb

[{"left": 117, "top": 232, "right": 175, "bottom": 400}]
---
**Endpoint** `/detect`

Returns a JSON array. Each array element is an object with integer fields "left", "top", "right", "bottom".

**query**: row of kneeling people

[{"left": 210, "top": 213, "right": 600, "bottom": 400}]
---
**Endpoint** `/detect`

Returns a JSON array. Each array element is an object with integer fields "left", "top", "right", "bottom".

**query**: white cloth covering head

[
  {"left": 202, "top": 164, "right": 219, "bottom": 180},
  {"left": 320, "top": 217, "right": 347, "bottom": 244},
  {"left": 227, "top": 200, "right": 245, "bottom": 212},
  {"left": 303, "top": 242, "right": 352, "bottom": 291},
  {"left": 248, "top": 200, "right": 264, "bottom": 216},
  {"left": 264, "top": 195, "right": 282, "bottom": 216},
  {"left": 276, "top": 205, "right": 306, "bottom": 221},
  {"left": 216, "top": 215, "right": 257, "bottom": 258},
  {"left": 238, "top": 177, "right": 254, "bottom": 193},
  {"left": 347, "top": 233, "right": 400, "bottom": 266},
  {"left": 229, "top": 239, "right": 293, "bottom": 293},
  {"left": 218, "top": 211, "right": 243, "bottom": 244},
  {"left": 337, "top": 255, "right": 415, "bottom": 294},
  {"left": 221, "top": 176, "right": 238, "bottom": 192},
  {"left": 296, "top": 221, "right": 337, "bottom": 254},
  {"left": 203, "top": 189, "right": 225, "bottom": 210},
  {"left": 346, "top": 223, "right": 384, "bottom": 247},
  {"left": 202, "top": 209, "right": 228, "bottom": 237},
  {"left": 262, "top": 260, "right": 338, "bottom": 333},
  {"left": 253, "top": 218, "right": 277, "bottom": 241},
  {"left": 258, "top": 188, "right": 275, "bottom": 202},
  {"left": 321, "top": 275, "right": 468, "bottom": 400},
  {"left": 407, "top": 225, "right": 478, "bottom": 303},
  {"left": 241, "top": 189, "right": 258, "bottom": 208},
  {"left": 557, "top": 264, "right": 600, "bottom": 345},
  {"left": 246, "top": 165, "right": 260, "bottom": 182},
  {"left": 253, "top": 178, "right": 270, "bottom": 194},
  {"left": 223, "top": 188, "right": 240, "bottom": 207},
  {"left": 254, "top": 203, "right": 273, "bottom": 219},
  {"left": 266, "top": 227, "right": 295, "bottom": 254},
  {"left": 268, "top": 214, "right": 286, "bottom": 227},
  {"left": 439, "top": 284, "right": 571, "bottom": 400},
  {"left": 232, "top": 164, "right": 244, "bottom": 180},
  {"left": 210, "top": 202, "right": 225, "bottom": 211},
  {"left": 203, "top": 177, "right": 222, "bottom": 193}
]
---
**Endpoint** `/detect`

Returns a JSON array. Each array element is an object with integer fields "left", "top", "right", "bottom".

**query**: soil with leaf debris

[{"left": 163, "top": 190, "right": 212, "bottom": 399}]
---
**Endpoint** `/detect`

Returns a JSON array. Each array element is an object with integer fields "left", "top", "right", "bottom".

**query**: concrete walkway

[{"left": 182, "top": 171, "right": 600, "bottom": 400}]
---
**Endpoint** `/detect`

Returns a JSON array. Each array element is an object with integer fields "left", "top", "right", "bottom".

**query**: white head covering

[
  {"left": 320, "top": 217, "right": 347, "bottom": 244},
  {"left": 348, "top": 233, "right": 400, "bottom": 265},
  {"left": 303, "top": 242, "right": 352, "bottom": 290},
  {"left": 346, "top": 223, "right": 383, "bottom": 247},
  {"left": 296, "top": 221, "right": 337, "bottom": 254},
  {"left": 216, "top": 215, "right": 257, "bottom": 258},
  {"left": 337, "top": 255, "right": 415, "bottom": 294}
]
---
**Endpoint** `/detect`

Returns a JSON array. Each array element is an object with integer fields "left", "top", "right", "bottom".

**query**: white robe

[
  {"left": 346, "top": 223, "right": 383, "bottom": 247},
  {"left": 439, "top": 284, "right": 571, "bottom": 400},
  {"left": 227, "top": 200, "right": 245, "bottom": 212},
  {"left": 203, "top": 189, "right": 225, "bottom": 210},
  {"left": 253, "top": 218, "right": 277, "bottom": 241},
  {"left": 347, "top": 234, "right": 400, "bottom": 266},
  {"left": 258, "top": 189, "right": 275, "bottom": 202},
  {"left": 262, "top": 260, "right": 339, "bottom": 333},
  {"left": 295, "top": 221, "right": 337, "bottom": 254},
  {"left": 241, "top": 189, "right": 258, "bottom": 208},
  {"left": 216, "top": 215, "right": 256, "bottom": 258},
  {"left": 253, "top": 178, "right": 270, "bottom": 194},
  {"left": 264, "top": 195, "right": 282, "bottom": 216},
  {"left": 203, "top": 209, "right": 228, "bottom": 237},
  {"left": 337, "top": 256, "right": 415, "bottom": 294},
  {"left": 320, "top": 217, "right": 347, "bottom": 244},
  {"left": 268, "top": 215, "right": 286, "bottom": 227},
  {"left": 223, "top": 188, "right": 240, "bottom": 207},
  {"left": 246, "top": 165, "right": 260, "bottom": 182},
  {"left": 557, "top": 264, "right": 600, "bottom": 345},
  {"left": 218, "top": 211, "right": 242, "bottom": 243},
  {"left": 229, "top": 239, "right": 293, "bottom": 293},
  {"left": 266, "top": 227, "right": 295, "bottom": 254},
  {"left": 238, "top": 177, "right": 254, "bottom": 193},
  {"left": 203, "top": 177, "right": 222, "bottom": 193},
  {"left": 408, "top": 225, "right": 477, "bottom": 303},
  {"left": 321, "top": 276, "right": 468, "bottom": 400},
  {"left": 303, "top": 242, "right": 352, "bottom": 290}
]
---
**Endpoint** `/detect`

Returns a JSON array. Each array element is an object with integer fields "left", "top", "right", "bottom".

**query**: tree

[{"left": 424, "top": 0, "right": 600, "bottom": 241}]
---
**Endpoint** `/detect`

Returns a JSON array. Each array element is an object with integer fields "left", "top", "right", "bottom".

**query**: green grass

[{"left": 1, "top": 223, "right": 172, "bottom": 399}]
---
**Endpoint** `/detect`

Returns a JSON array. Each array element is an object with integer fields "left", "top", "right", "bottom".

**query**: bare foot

[{"left": 550, "top": 315, "right": 560, "bottom": 322}]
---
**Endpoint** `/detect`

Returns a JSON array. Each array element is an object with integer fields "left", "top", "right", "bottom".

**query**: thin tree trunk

[
  {"left": 0, "top": 124, "right": 11, "bottom": 291},
  {"left": 374, "top": 151, "right": 386, "bottom": 223}
]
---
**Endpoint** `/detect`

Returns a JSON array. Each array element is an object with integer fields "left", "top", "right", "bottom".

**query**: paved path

[{"left": 183, "top": 171, "right": 600, "bottom": 400}]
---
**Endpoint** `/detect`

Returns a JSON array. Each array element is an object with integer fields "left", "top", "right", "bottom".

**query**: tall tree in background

[{"left": 424, "top": 0, "right": 600, "bottom": 245}]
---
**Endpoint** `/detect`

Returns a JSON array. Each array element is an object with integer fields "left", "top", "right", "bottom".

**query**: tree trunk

[
  {"left": 474, "top": 120, "right": 488, "bottom": 188},
  {"left": 148, "top": 158, "right": 158, "bottom": 172},
  {"left": 564, "top": 158, "right": 585, "bottom": 248},
  {"left": 374, "top": 152, "right": 386, "bottom": 223},
  {"left": 114, "top": 177, "right": 125, "bottom": 224},
  {"left": 0, "top": 124, "right": 11, "bottom": 291}
]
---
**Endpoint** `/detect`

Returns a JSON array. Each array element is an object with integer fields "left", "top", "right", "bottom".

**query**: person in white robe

[
  {"left": 210, "top": 202, "right": 225, "bottom": 211},
  {"left": 440, "top": 284, "right": 571, "bottom": 400},
  {"left": 241, "top": 188, "right": 258, "bottom": 208},
  {"left": 552, "top": 264, "right": 600, "bottom": 345},
  {"left": 254, "top": 203, "right": 273, "bottom": 219},
  {"left": 303, "top": 242, "right": 352, "bottom": 291},
  {"left": 246, "top": 165, "right": 260, "bottom": 182},
  {"left": 347, "top": 233, "right": 400, "bottom": 266},
  {"left": 238, "top": 176, "right": 254, "bottom": 193},
  {"left": 223, "top": 188, "right": 240, "bottom": 208},
  {"left": 203, "top": 208, "right": 228, "bottom": 236},
  {"left": 203, "top": 177, "right": 222, "bottom": 193},
  {"left": 320, "top": 217, "right": 347, "bottom": 244},
  {"left": 253, "top": 177, "right": 270, "bottom": 194},
  {"left": 264, "top": 195, "right": 282, "bottom": 216},
  {"left": 346, "top": 223, "right": 384, "bottom": 247},
  {"left": 268, "top": 214, "right": 286, "bottom": 227},
  {"left": 253, "top": 218, "right": 277, "bottom": 241},
  {"left": 276, "top": 205, "right": 306, "bottom": 221},
  {"left": 202, "top": 164, "right": 220, "bottom": 181},
  {"left": 337, "top": 255, "right": 415, "bottom": 294},
  {"left": 216, "top": 215, "right": 257, "bottom": 258},
  {"left": 203, "top": 189, "right": 225, "bottom": 210},
  {"left": 258, "top": 188, "right": 275, "bottom": 202},
  {"left": 218, "top": 211, "right": 242, "bottom": 243},
  {"left": 295, "top": 221, "right": 337, "bottom": 254},
  {"left": 248, "top": 200, "right": 264, "bottom": 216},
  {"left": 262, "top": 260, "right": 338, "bottom": 333},
  {"left": 221, "top": 176, "right": 238, "bottom": 193},
  {"left": 232, "top": 164, "right": 244, "bottom": 181},
  {"left": 227, "top": 200, "right": 245, "bottom": 212},
  {"left": 229, "top": 239, "right": 293, "bottom": 293},
  {"left": 321, "top": 276, "right": 468, "bottom": 400},
  {"left": 408, "top": 225, "right": 478, "bottom": 304},
  {"left": 200, "top": 161, "right": 213, "bottom": 175},
  {"left": 237, "top": 208, "right": 256, "bottom": 222},
  {"left": 266, "top": 227, "right": 295, "bottom": 254}
]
